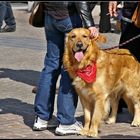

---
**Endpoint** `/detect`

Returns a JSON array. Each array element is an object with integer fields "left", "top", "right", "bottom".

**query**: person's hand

[
  {"left": 88, "top": 26, "right": 99, "bottom": 39},
  {"left": 109, "top": 1, "right": 118, "bottom": 17}
]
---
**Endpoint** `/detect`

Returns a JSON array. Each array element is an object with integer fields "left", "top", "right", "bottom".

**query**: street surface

[{"left": 0, "top": 6, "right": 140, "bottom": 139}]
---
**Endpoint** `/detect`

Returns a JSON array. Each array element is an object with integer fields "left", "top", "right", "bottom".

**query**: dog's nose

[{"left": 76, "top": 42, "right": 83, "bottom": 49}]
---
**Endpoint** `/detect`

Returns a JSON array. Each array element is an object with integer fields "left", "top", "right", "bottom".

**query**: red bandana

[{"left": 76, "top": 62, "right": 96, "bottom": 83}]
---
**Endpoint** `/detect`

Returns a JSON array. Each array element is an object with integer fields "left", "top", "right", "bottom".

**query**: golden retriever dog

[{"left": 63, "top": 28, "right": 140, "bottom": 137}]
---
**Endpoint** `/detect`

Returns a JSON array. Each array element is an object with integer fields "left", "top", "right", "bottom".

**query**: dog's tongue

[{"left": 74, "top": 51, "right": 84, "bottom": 62}]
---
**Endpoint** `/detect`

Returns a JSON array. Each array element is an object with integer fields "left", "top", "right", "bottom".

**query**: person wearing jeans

[
  {"left": 33, "top": 2, "right": 99, "bottom": 135},
  {"left": 0, "top": 1, "right": 16, "bottom": 32}
]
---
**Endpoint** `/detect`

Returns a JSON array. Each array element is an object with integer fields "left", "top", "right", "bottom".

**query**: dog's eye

[
  {"left": 82, "top": 35, "right": 88, "bottom": 38},
  {"left": 71, "top": 35, "right": 76, "bottom": 38}
]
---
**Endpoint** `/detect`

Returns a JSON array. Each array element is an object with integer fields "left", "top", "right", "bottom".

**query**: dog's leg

[
  {"left": 123, "top": 94, "right": 134, "bottom": 115},
  {"left": 79, "top": 96, "right": 91, "bottom": 136},
  {"left": 128, "top": 90, "right": 140, "bottom": 126},
  {"left": 131, "top": 102, "right": 140, "bottom": 127},
  {"left": 87, "top": 95, "right": 106, "bottom": 137},
  {"left": 106, "top": 95, "right": 119, "bottom": 124}
]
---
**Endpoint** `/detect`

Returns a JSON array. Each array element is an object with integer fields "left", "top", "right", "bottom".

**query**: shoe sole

[
  {"left": 3, "top": 30, "right": 16, "bottom": 32},
  {"left": 33, "top": 125, "right": 57, "bottom": 131},
  {"left": 32, "top": 126, "right": 47, "bottom": 131},
  {"left": 47, "top": 125, "right": 57, "bottom": 128},
  {"left": 55, "top": 130, "right": 80, "bottom": 136},
  {"left": 1, "top": 29, "right": 16, "bottom": 33}
]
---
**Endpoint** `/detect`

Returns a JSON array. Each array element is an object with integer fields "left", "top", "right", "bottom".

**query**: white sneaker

[
  {"left": 55, "top": 121, "right": 83, "bottom": 135},
  {"left": 33, "top": 116, "right": 58, "bottom": 131}
]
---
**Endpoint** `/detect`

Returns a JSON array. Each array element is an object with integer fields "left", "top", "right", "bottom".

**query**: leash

[{"left": 102, "top": 34, "right": 140, "bottom": 50}]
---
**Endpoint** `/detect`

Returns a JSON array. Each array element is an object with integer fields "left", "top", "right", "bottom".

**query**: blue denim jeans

[
  {"left": 0, "top": 1, "right": 16, "bottom": 27},
  {"left": 34, "top": 11, "right": 82, "bottom": 125}
]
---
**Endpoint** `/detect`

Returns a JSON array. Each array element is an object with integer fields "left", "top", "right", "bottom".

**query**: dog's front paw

[
  {"left": 131, "top": 119, "right": 140, "bottom": 127},
  {"left": 79, "top": 128, "right": 89, "bottom": 136},
  {"left": 87, "top": 130, "right": 98, "bottom": 138}
]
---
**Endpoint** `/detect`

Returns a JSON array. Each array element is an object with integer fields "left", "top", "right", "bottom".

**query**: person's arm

[
  {"left": 109, "top": 1, "right": 118, "bottom": 17},
  {"left": 75, "top": 1, "right": 99, "bottom": 38},
  {"left": 75, "top": 1, "right": 95, "bottom": 28}
]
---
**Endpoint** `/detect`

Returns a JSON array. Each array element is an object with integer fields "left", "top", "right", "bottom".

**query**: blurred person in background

[
  {"left": 90, "top": 2, "right": 112, "bottom": 33},
  {"left": 109, "top": 1, "right": 140, "bottom": 112},
  {"left": 0, "top": 1, "right": 16, "bottom": 33}
]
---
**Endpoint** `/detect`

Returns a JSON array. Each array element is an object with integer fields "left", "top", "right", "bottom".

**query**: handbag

[
  {"left": 131, "top": 2, "right": 140, "bottom": 28},
  {"left": 29, "top": 2, "right": 45, "bottom": 28}
]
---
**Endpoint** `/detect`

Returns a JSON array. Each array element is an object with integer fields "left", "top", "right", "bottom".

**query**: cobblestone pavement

[{"left": 0, "top": 9, "right": 140, "bottom": 139}]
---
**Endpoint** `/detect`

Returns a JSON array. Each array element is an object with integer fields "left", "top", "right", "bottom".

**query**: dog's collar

[{"left": 76, "top": 61, "right": 96, "bottom": 83}]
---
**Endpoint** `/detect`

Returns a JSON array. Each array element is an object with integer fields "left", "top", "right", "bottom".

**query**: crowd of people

[{"left": 1, "top": 1, "right": 140, "bottom": 137}]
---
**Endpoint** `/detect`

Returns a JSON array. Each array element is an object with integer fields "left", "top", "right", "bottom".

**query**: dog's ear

[
  {"left": 93, "top": 34, "right": 107, "bottom": 43},
  {"left": 98, "top": 34, "right": 107, "bottom": 43}
]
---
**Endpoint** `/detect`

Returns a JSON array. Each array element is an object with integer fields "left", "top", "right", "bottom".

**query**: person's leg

[
  {"left": 0, "top": 2, "right": 16, "bottom": 32},
  {"left": 57, "top": 68, "right": 78, "bottom": 125},
  {"left": 0, "top": 1, "right": 7, "bottom": 28},
  {"left": 55, "top": 13, "right": 82, "bottom": 125},
  {"left": 99, "top": 2, "right": 111, "bottom": 33},
  {"left": 33, "top": 14, "right": 64, "bottom": 130},
  {"left": 54, "top": 14, "right": 83, "bottom": 135},
  {"left": 55, "top": 67, "right": 83, "bottom": 135},
  {"left": 4, "top": 2, "right": 16, "bottom": 27}
]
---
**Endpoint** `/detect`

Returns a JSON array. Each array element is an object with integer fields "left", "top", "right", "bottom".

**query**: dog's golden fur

[{"left": 63, "top": 28, "right": 140, "bottom": 137}]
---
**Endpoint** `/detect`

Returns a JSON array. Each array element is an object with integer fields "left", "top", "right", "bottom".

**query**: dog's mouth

[{"left": 73, "top": 48, "right": 87, "bottom": 62}]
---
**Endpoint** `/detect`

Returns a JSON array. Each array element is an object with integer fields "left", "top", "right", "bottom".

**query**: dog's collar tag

[{"left": 76, "top": 62, "right": 96, "bottom": 83}]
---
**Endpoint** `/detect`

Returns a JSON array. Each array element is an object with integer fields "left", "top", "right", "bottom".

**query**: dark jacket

[
  {"left": 122, "top": 2, "right": 138, "bottom": 19},
  {"left": 43, "top": 1, "right": 95, "bottom": 28}
]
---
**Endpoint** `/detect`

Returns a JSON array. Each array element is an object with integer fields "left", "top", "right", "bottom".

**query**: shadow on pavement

[
  {"left": 0, "top": 98, "right": 35, "bottom": 128},
  {"left": 0, "top": 98, "right": 57, "bottom": 130},
  {"left": 101, "top": 134, "right": 140, "bottom": 139},
  {"left": 0, "top": 68, "right": 40, "bottom": 86},
  {"left": 0, "top": 98, "right": 84, "bottom": 135}
]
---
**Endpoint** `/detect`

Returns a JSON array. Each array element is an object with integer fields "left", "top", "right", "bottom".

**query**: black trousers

[
  {"left": 99, "top": 2, "right": 111, "bottom": 32},
  {"left": 90, "top": 2, "right": 111, "bottom": 32}
]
